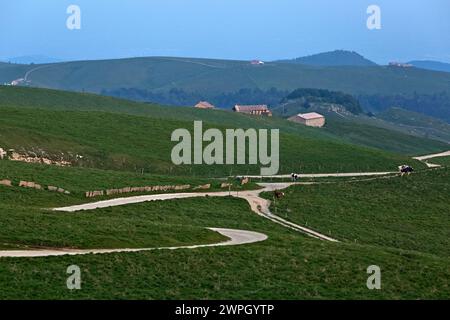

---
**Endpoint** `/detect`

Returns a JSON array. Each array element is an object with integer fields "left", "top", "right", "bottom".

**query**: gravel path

[
  {"left": 3, "top": 171, "right": 404, "bottom": 258},
  {"left": 241, "top": 172, "right": 394, "bottom": 179},
  {"left": 54, "top": 182, "right": 339, "bottom": 242},
  {"left": 0, "top": 228, "right": 267, "bottom": 258},
  {"left": 413, "top": 150, "right": 450, "bottom": 168}
]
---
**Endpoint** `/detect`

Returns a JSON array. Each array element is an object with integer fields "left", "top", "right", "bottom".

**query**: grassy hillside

[
  {"left": 0, "top": 106, "right": 421, "bottom": 176},
  {"left": 263, "top": 168, "right": 450, "bottom": 257},
  {"left": 0, "top": 172, "right": 449, "bottom": 299},
  {"left": 273, "top": 99, "right": 450, "bottom": 154},
  {"left": 0, "top": 63, "right": 35, "bottom": 84},
  {"left": 1, "top": 86, "right": 448, "bottom": 158},
  {"left": 0, "top": 160, "right": 222, "bottom": 198},
  {"left": 432, "top": 156, "right": 450, "bottom": 167},
  {"left": 409, "top": 60, "right": 450, "bottom": 73},
  {"left": 0, "top": 85, "right": 448, "bottom": 299},
  {"left": 322, "top": 113, "right": 450, "bottom": 155},
  {"left": 276, "top": 50, "right": 378, "bottom": 66},
  {"left": 378, "top": 108, "right": 450, "bottom": 143},
  {"left": 3, "top": 56, "right": 450, "bottom": 97}
]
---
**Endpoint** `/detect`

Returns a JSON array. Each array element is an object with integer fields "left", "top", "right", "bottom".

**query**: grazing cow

[
  {"left": 398, "top": 165, "right": 414, "bottom": 176},
  {"left": 291, "top": 173, "right": 299, "bottom": 182},
  {"left": 274, "top": 190, "right": 285, "bottom": 199}
]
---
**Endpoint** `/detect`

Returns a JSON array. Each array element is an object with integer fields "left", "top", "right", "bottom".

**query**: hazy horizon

[{"left": 1, "top": 0, "right": 449, "bottom": 64}]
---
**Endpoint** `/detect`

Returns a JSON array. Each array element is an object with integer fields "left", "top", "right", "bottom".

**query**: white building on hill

[{"left": 288, "top": 112, "right": 326, "bottom": 127}]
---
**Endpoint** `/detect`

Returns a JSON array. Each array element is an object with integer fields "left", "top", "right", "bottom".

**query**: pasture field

[
  {"left": 1, "top": 86, "right": 448, "bottom": 156},
  {"left": 0, "top": 107, "right": 423, "bottom": 176},
  {"left": 263, "top": 168, "right": 450, "bottom": 257},
  {"left": 0, "top": 188, "right": 449, "bottom": 299},
  {"left": 0, "top": 86, "right": 448, "bottom": 300}
]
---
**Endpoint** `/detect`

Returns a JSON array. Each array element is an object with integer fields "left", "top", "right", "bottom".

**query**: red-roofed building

[
  {"left": 288, "top": 112, "right": 325, "bottom": 127},
  {"left": 233, "top": 104, "right": 272, "bottom": 116},
  {"left": 250, "top": 60, "right": 265, "bottom": 65}
]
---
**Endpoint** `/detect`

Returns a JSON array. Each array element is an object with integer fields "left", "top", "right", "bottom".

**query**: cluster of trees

[
  {"left": 101, "top": 87, "right": 288, "bottom": 109},
  {"left": 101, "top": 87, "right": 450, "bottom": 124},
  {"left": 284, "top": 88, "right": 363, "bottom": 114},
  {"left": 359, "top": 92, "right": 450, "bottom": 122}
]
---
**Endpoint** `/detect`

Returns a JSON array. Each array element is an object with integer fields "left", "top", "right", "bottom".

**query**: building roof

[
  {"left": 234, "top": 104, "right": 269, "bottom": 112},
  {"left": 195, "top": 101, "right": 215, "bottom": 109},
  {"left": 296, "top": 112, "right": 325, "bottom": 120}
]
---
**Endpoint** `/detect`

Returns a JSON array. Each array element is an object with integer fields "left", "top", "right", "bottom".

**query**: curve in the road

[
  {"left": 5, "top": 172, "right": 402, "bottom": 258},
  {"left": 54, "top": 182, "right": 339, "bottom": 242},
  {"left": 0, "top": 228, "right": 268, "bottom": 258},
  {"left": 413, "top": 150, "right": 450, "bottom": 168}
]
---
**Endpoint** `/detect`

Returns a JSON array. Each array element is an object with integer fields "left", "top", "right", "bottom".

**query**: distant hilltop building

[
  {"left": 233, "top": 104, "right": 272, "bottom": 116},
  {"left": 389, "top": 62, "right": 413, "bottom": 68},
  {"left": 194, "top": 101, "right": 215, "bottom": 109},
  {"left": 288, "top": 112, "right": 325, "bottom": 128},
  {"left": 250, "top": 60, "right": 265, "bottom": 65}
]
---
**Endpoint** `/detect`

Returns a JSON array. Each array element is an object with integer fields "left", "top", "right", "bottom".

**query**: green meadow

[{"left": 0, "top": 86, "right": 448, "bottom": 300}]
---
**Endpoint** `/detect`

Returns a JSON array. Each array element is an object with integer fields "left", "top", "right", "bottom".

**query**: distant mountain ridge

[
  {"left": 276, "top": 50, "right": 378, "bottom": 67},
  {"left": 408, "top": 60, "right": 450, "bottom": 73},
  {"left": 2, "top": 52, "right": 450, "bottom": 123},
  {"left": 4, "top": 55, "right": 61, "bottom": 64}
]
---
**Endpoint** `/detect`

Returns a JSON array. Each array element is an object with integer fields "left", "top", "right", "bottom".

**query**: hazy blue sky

[{"left": 1, "top": 0, "right": 449, "bottom": 63}]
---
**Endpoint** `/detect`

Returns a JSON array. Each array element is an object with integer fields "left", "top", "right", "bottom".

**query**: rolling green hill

[
  {"left": 0, "top": 106, "right": 417, "bottom": 176},
  {"left": 272, "top": 89, "right": 450, "bottom": 154},
  {"left": 0, "top": 86, "right": 439, "bottom": 176},
  {"left": 263, "top": 168, "right": 450, "bottom": 257},
  {"left": 0, "top": 62, "right": 35, "bottom": 84},
  {"left": 408, "top": 60, "right": 450, "bottom": 73},
  {"left": 0, "top": 166, "right": 449, "bottom": 299},
  {"left": 276, "top": 50, "right": 378, "bottom": 66},
  {"left": 0, "top": 86, "right": 449, "bottom": 300},
  {"left": 3, "top": 55, "right": 450, "bottom": 124},
  {"left": 1, "top": 85, "right": 448, "bottom": 172},
  {"left": 1, "top": 85, "right": 448, "bottom": 156},
  {"left": 378, "top": 108, "right": 450, "bottom": 143},
  {"left": 3, "top": 56, "right": 450, "bottom": 97}
]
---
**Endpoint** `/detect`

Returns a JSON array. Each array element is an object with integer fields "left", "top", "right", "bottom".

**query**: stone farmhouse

[{"left": 288, "top": 112, "right": 326, "bottom": 128}]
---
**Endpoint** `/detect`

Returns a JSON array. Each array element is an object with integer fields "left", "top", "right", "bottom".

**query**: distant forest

[
  {"left": 101, "top": 87, "right": 288, "bottom": 109},
  {"left": 102, "top": 87, "right": 450, "bottom": 123},
  {"left": 359, "top": 92, "right": 450, "bottom": 122},
  {"left": 283, "top": 88, "right": 363, "bottom": 114}
]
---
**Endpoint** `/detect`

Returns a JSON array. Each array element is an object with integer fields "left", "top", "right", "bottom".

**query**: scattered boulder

[
  {"left": 194, "top": 184, "right": 211, "bottom": 190},
  {"left": 19, "top": 181, "right": 42, "bottom": 190},
  {"left": 0, "top": 179, "right": 12, "bottom": 187},
  {"left": 92, "top": 184, "right": 192, "bottom": 198},
  {"left": 8, "top": 150, "right": 71, "bottom": 166},
  {"left": 85, "top": 190, "right": 104, "bottom": 198},
  {"left": 47, "top": 185, "right": 70, "bottom": 194}
]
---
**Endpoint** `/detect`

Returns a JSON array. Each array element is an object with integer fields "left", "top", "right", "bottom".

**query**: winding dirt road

[
  {"left": 0, "top": 228, "right": 268, "bottom": 258},
  {"left": 2, "top": 171, "right": 413, "bottom": 258},
  {"left": 54, "top": 182, "right": 339, "bottom": 242}
]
